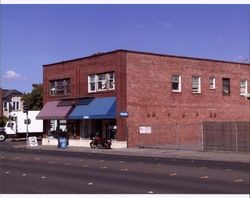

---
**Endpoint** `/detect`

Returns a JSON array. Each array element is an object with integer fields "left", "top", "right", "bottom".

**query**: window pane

[
  {"left": 222, "top": 78, "right": 230, "bottom": 95},
  {"left": 192, "top": 76, "right": 201, "bottom": 93},
  {"left": 50, "top": 78, "right": 70, "bottom": 96},
  {"left": 209, "top": 77, "right": 215, "bottom": 89},
  {"left": 172, "top": 75, "right": 181, "bottom": 92},
  {"left": 108, "top": 73, "right": 115, "bottom": 90},
  {"left": 240, "top": 80, "right": 247, "bottom": 95}
]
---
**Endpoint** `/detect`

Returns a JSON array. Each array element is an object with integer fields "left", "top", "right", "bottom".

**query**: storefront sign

[
  {"left": 120, "top": 112, "right": 129, "bottom": 117},
  {"left": 28, "top": 136, "right": 38, "bottom": 147},
  {"left": 139, "top": 127, "right": 152, "bottom": 134}
]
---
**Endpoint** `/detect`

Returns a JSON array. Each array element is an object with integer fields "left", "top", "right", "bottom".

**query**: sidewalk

[{"left": 26, "top": 144, "right": 250, "bottom": 164}]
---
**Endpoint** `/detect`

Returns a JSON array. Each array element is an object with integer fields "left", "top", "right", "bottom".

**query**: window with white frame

[
  {"left": 108, "top": 72, "right": 115, "bottom": 90},
  {"left": 172, "top": 75, "right": 181, "bottom": 92},
  {"left": 12, "top": 101, "right": 19, "bottom": 111},
  {"left": 240, "top": 80, "right": 248, "bottom": 95},
  {"left": 88, "top": 72, "right": 115, "bottom": 93},
  {"left": 50, "top": 78, "right": 71, "bottom": 96},
  {"left": 88, "top": 75, "right": 96, "bottom": 92},
  {"left": 97, "top": 74, "right": 107, "bottom": 91},
  {"left": 209, "top": 77, "right": 216, "bottom": 89},
  {"left": 192, "top": 76, "right": 201, "bottom": 93}
]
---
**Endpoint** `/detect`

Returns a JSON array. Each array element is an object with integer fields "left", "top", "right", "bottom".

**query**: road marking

[
  {"left": 48, "top": 161, "right": 56, "bottom": 164},
  {"left": 5, "top": 171, "right": 10, "bottom": 174},
  {"left": 169, "top": 173, "right": 178, "bottom": 176},
  {"left": 88, "top": 182, "right": 93, "bottom": 186},
  {"left": 81, "top": 164, "right": 89, "bottom": 167},
  {"left": 41, "top": 176, "right": 46, "bottom": 179},
  {"left": 22, "top": 173, "right": 27, "bottom": 176},
  {"left": 121, "top": 168, "right": 128, "bottom": 172},
  {"left": 119, "top": 161, "right": 124, "bottom": 163},
  {"left": 35, "top": 158, "right": 40, "bottom": 160},
  {"left": 100, "top": 166, "right": 107, "bottom": 169},
  {"left": 0, "top": 156, "right": 5, "bottom": 159},
  {"left": 64, "top": 162, "right": 71, "bottom": 166},
  {"left": 200, "top": 176, "right": 209, "bottom": 179},
  {"left": 148, "top": 191, "right": 154, "bottom": 194},
  {"left": 234, "top": 179, "right": 244, "bottom": 183}
]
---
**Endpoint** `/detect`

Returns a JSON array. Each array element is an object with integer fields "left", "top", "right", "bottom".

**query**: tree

[
  {"left": 22, "top": 84, "right": 43, "bottom": 110},
  {"left": 0, "top": 116, "right": 8, "bottom": 127}
]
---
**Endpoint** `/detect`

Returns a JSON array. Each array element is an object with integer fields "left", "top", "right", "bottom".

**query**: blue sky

[{"left": 0, "top": 4, "right": 249, "bottom": 93}]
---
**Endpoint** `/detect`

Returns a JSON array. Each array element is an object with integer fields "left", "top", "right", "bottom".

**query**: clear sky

[{"left": 0, "top": 4, "right": 249, "bottom": 93}]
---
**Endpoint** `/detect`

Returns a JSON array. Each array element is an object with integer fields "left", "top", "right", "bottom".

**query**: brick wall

[{"left": 125, "top": 52, "right": 250, "bottom": 147}]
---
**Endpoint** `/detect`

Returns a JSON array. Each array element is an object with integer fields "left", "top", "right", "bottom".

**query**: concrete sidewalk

[{"left": 26, "top": 144, "right": 250, "bottom": 164}]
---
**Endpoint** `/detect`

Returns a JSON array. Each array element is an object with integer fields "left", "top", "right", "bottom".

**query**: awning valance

[
  {"left": 36, "top": 100, "right": 73, "bottom": 120},
  {"left": 69, "top": 97, "right": 116, "bottom": 119}
]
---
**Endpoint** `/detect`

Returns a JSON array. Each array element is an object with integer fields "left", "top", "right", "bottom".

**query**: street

[{"left": 0, "top": 141, "right": 249, "bottom": 194}]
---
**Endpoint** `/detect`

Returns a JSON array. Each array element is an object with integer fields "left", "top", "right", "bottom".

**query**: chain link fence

[
  {"left": 132, "top": 122, "right": 250, "bottom": 153},
  {"left": 202, "top": 121, "right": 250, "bottom": 153}
]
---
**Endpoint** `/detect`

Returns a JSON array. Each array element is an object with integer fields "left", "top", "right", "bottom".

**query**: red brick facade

[
  {"left": 125, "top": 52, "right": 249, "bottom": 147},
  {"left": 42, "top": 50, "right": 250, "bottom": 147}
]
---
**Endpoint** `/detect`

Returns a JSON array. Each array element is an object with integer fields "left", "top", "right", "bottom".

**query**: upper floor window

[
  {"left": 209, "top": 77, "right": 216, "bottom": 90},
  {"left": 240, "top": 80, "right": 248, "bottom": 95},
  {"left": 172, "top": 75, "right": 181, "bottom": 92},
  {"left": 222, "top": 78, "right": 230, "bottom": 95},
  {"left": 50, "top": 78, "right": 71, "bottom": 96},
  {"left": 3, "top": 102, "right": 8, "bottom": 111},
  {"left": 192, "top": 76, "right": 201, "bottom": 94},
  {"left": 12, "top": 101, "right": 19, "bottom": 111},
  {"left": 88, "top": 72, "right": 115, "bottom": 93}
]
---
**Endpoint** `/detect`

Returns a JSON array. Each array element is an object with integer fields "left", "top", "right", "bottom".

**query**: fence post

[
  {"left": 176, "top": 123, "right": 179, "bottom": 150},
  {"left": 235, "top": 122, "right": 238, "bottom": 152},
  {"left": 201, "top": 123, "right": 204, "bottom": 151}
]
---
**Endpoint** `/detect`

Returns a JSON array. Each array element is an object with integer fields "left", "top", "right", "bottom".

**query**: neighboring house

[
  {"left": 2, "top": 89, "right": 23, "bottom": 118},
  {"left": 37, "top": 49, "right": 250, "bottom": 149}
]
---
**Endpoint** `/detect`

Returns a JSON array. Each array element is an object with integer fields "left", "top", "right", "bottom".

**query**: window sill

[{"left": 172, "top": 90, "right": 182, "bottom": 93}]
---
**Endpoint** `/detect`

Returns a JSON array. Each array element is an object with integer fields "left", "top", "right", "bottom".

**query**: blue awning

[{"left": 69, "top": 97, "right": 116, "bottom": 119}]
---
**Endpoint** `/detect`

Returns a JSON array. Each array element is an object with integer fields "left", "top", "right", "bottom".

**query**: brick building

[{"left": 38, "top": 49, "right": 250, "bottom": 149}]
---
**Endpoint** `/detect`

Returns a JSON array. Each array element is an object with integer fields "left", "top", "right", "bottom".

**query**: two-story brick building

[{"left": 37, "top": 49, "right": 250, "bottom": 149}]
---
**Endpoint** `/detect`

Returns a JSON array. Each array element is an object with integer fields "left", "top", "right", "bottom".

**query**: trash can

[{"left": 57, "top": 137, "right": 68, "bottom": 149}]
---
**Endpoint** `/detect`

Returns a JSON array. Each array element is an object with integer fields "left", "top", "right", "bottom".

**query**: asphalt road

[{"left": 0, "top": 141, "right": 249, "bottom": 194}]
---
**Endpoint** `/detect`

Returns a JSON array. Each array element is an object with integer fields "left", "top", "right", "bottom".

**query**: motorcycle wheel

[
  {"left": 90, "top": 142, "right": 97, "bottom": 148},
  {"left": 104, "top": 142, "right": 111, "bottom": 149}
]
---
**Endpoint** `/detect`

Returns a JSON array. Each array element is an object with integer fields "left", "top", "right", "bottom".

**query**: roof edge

[{"left": 43, "top": 49, "right": 250, "bottom": 67}]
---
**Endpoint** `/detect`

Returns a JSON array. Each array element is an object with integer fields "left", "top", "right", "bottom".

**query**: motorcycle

[{"left": 90, "top": 136, "right": 112, "bottom": 149}]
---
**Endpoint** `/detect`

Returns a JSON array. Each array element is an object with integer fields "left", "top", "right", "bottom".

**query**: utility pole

[{"left": 23, "top": 102, "right": 29, "bottom": 146}]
